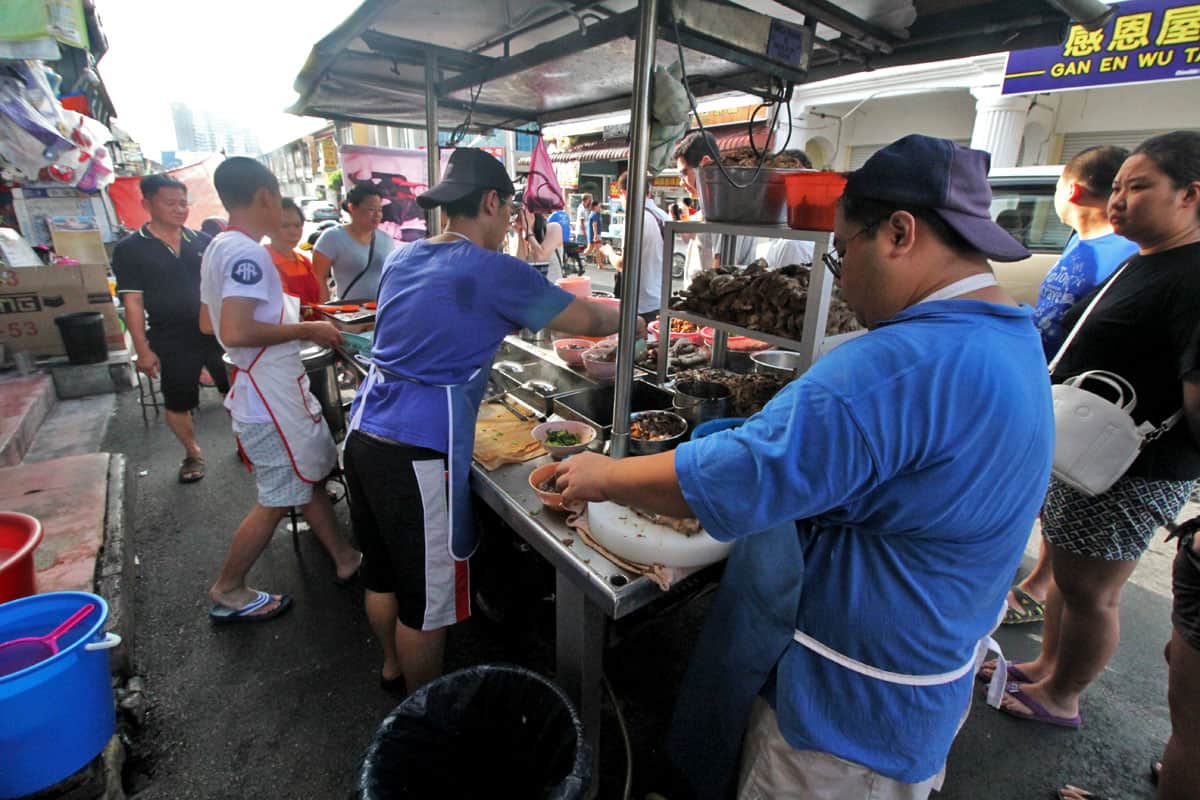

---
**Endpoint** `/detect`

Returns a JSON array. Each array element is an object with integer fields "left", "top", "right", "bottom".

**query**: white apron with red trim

[{"left": 229, "top": 292, "right": 336, "bottom": 482}]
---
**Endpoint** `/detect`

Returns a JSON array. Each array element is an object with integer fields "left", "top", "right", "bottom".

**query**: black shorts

[
  {"left": 1172, "top": 532, "right": 1200, "bottom": 652},
  {"left": 153, "top": 335, "right": 230, "bottom": 413},
  {"left": 343, "top": 431, "right": 470, "bottom": 631}
]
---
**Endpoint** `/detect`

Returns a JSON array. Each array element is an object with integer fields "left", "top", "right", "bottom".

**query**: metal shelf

[
  {"left": 662, "top": 221, "right": 831, "bottom": 242},
  {"left": 658, "top": 222, "right": 834, "bottom": 382}
]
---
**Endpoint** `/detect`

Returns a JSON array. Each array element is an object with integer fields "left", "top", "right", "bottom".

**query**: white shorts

[{"left": 235, "top": 421, "right": 314, "bottom": 508}]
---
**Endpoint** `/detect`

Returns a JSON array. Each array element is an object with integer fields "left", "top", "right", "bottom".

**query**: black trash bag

[{"left": 356, "top": 664, "right": 591, "bottom": 800}]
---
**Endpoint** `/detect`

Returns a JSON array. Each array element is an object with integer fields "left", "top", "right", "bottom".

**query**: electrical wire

[
  {"left": 603, "top": 675, "right": 634, "bottom": 800},
  {"left": 670, "top": 12, "right": 795, "bottom": 190}
]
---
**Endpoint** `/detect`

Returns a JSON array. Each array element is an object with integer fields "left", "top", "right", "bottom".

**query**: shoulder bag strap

[
  {"left": 1047, "top": 259, "right": 1132, "bottom": 374},
  {"left": 340, "top": 231, "right": 376, "bottom": 300}
]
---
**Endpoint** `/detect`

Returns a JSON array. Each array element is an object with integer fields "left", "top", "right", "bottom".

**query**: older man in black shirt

[{"left": 113, "top": 174, "right": 229, "bottom": 482}]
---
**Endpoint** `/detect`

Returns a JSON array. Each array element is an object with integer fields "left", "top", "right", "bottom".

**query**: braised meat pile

[
  {"left": 673, "top": 368, "right": 788, "bottom": 417},
  {"left": 719, "top": 147, "right": 812, "bottom": 169},
  {"left": 672, "top": 260, "right": 860, "bottom": 339},
  {"left": 639, "top": 338, "right": 710, "bottom": 370}
]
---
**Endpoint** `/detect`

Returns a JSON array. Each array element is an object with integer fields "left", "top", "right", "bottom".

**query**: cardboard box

[{"left": 0, "top": 263, "right": 123, "bottom": 358}]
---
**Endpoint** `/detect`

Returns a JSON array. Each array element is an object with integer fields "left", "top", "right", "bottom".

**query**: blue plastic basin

[
  {"left": 690, "top": 417, "right": 746, "bottom": 440},
  {"left": 0, "top": 591, "right": 116, "bottom": 798}
]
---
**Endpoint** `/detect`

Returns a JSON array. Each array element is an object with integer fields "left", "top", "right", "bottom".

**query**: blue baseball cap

[{"left": 843, "top": 135, "right": 1031, "bottom": 262}]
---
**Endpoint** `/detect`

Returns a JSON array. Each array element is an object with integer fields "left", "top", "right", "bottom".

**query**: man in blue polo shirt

[
  {"left": 113, "top": 174, "right": 230, "bottom": 483},
  {"left": 556, "top": 135, "right": 1055, "bottom": 799},
  {"left": 342, "top": 148, "right": 642, "bottom": 696}
]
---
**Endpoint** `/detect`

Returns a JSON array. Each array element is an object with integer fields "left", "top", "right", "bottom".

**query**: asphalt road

[{"left": 107, "top": 361, "right": 1181, "bottom": 800}]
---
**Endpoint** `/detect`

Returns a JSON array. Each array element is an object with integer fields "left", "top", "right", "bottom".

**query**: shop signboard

[
  {"left": 320, "top": 137, "right": 338, "bottom": 171},
  {"left": 554, "top": 160, "right": 580, "bottom": 189},
  {"left": 1003, "top": 0, "right": 1200, "bottom": 94}
]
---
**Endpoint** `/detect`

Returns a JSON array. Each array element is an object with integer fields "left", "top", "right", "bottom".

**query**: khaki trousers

[{"left": 737, "top": 698, "right": 939, "bottom": 800}]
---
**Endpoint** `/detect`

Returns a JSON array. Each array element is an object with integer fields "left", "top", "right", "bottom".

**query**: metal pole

[
  {"left": 424, "top": 52, "right": 441, "bottom": 235},
  {"left": 609, "top": 0, "right": 659, "bottom": 459}
]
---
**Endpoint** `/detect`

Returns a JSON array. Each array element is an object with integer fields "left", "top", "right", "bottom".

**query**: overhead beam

[
  {"left": 318, "top": 69, "right": 539, "bottom": 124},
  {"left": 466, "top": 0, "right": 620, "bottom": 55},
  {"left": 437, "top": 7, "right": 641, "bottom": 96},
  {"left": 660, "top": 22, "right": 810, "bottom": 85},
  {"left": 361, "top": 30, "right": 495, "bottom": 72},
  {"left": 802, "top": 19, "right": 1067, "bottom": 84},
  {"left": 770, "top": 0, "right": 900, "bottom": 53}
]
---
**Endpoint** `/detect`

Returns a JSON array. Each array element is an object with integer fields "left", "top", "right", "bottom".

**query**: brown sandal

[{"left": 179, "top": 456, "right": 206, "bottom": 483}]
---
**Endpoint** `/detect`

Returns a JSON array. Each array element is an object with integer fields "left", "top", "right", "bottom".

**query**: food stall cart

[{"left": 293, "top": 0, "right": 1104, "bottom": 790}]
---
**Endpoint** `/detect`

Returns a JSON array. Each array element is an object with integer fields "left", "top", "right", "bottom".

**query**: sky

[{"left": 95, "top": 0, "right": 363, "bottom": 161}]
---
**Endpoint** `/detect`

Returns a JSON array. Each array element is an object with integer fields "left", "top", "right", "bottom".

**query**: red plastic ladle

[{"left": 0, "top": 602, "right": 96, "bottom": 676}]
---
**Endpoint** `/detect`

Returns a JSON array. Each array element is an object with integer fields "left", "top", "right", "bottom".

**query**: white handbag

[{"left": 1048, "top": 262, "right": 1182, "bottom": 496}]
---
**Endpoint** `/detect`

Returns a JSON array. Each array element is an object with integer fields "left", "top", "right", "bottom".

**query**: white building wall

[{"left": 1054, "top": 82, "right": 1200, "bottom": 133}]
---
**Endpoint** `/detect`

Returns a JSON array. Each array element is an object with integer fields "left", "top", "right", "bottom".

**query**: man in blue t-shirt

[
  {"left": 556, "top": 135, "right": 1054, "bottom": 799},
  {"left": 1033, "top": 146, "right": 1139, "bottom": 360},
  {"left": 1005, "top": 146, "right": 1138, "bottom": 627},
  {"left": 342, "top": 148, "right": 641, "bottom": 696}
]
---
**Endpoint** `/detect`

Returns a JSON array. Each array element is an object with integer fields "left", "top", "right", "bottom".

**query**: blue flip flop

[{"left": 209, "top": 591, "right": 293, "bottom": 625}]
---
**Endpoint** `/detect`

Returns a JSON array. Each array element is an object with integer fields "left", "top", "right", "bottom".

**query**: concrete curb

[{"left": 96, "top": 452, "right": 135, "bottom": 677}]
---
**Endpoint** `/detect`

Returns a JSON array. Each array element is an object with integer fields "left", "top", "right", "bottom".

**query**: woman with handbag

[
  {"left": 991, "top": 131, "right": 1200, "bottom": 730},
  {"left": 312, "top": 184, "right": 395, "bottom": 302},
  {"left": 1003, "top": 146, "right": 1139, "bottom": 626}
]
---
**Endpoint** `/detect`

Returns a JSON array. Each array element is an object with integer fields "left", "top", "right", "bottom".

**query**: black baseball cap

[
  {"left": 417, "top": 148, "right": 515, "bottom": 209},
  {"left": 843, "top": 135, "right": 1030, "bottom": 262}
]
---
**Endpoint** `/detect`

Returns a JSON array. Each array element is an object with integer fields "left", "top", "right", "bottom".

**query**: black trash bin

[
  {"left": 356, "top": 664, "right": 591, "bottom": 800},
  {"left": 54, "top": 312, "right": 107, "bottom": 365}
]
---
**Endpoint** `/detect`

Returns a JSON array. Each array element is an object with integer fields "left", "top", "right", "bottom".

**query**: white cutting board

[{"left": 587, "top": 501, "right": 732, "bottom": 568}]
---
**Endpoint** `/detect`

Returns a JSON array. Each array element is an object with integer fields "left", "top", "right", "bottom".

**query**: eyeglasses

[{"left": 821, "top": 221, "right": 881, "bottom": 280}]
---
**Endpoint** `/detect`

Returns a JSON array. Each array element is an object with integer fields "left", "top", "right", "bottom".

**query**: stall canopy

[
  {"left": 550, "top": 122, "right": 772, "bottom": 162},
  {"left": 290, "top": 0, "right": 1083, "bottom": 134}
]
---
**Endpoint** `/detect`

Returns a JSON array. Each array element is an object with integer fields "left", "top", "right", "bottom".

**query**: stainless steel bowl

[
  {"left": 751, "top": 349, "right": 804, "bottom": 379},
  {"left": 698, "top": 166, "right": 805, "bottom": 224},
  {"left": 627, "top": 410, "right": 689, "bottom": 455}
]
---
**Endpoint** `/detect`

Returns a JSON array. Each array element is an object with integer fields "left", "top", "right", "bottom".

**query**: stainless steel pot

[
  {"left": 671, "top": 380, "right": 732, "bottom": 429},
  {"left": 628, "top": 410, "right": 689, "bottom": 455},
  {"left": 751, "top": 350, "right": 804, "bottom": 380},
  {"left": 698, "top": 166, "right": 804, "bottom": 224},
  {"left": 300, "top": 345, "right": 345, "bottom": 440}
]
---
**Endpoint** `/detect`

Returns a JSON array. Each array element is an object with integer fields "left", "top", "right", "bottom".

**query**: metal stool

[
  {"left": 286, "top": 467, "right": 350, "bottom": 552},
  {"left": 131, "top": 355, "right": 162, "bottom": 424}
]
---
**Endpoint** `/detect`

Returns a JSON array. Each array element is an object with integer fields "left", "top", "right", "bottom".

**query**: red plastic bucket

[
  {"left": 785, "top": 172, "right": 847, "bottom": 231},
  {"left": 0, "top": 512, "right": 44, "bottom": 603}
]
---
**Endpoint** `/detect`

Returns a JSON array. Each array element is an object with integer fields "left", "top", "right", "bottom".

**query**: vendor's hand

[
  {"left": 301, "top": 320, "right": 344, "bottom": 348},
  {"left": 135, "top": 348, "right": 160, "bottom": 379},
  {"left": 554, "top": 452, "right": 615, "bottom": 504}
]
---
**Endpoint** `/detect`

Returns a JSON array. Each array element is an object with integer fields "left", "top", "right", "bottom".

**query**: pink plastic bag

[{"left": 523, "top": 136, "right": 565, "bottom": 214}]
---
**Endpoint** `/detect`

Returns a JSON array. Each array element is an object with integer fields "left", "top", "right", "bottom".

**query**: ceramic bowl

[
  {"left": 531, "top": 420, "right": 597, "bottom": 458},
  {"left": 554, "top": 338, "right": 594, "bottom": 366},
  {"left": 581, "top": 346, "right": 619, "bottom": 380},
  {"left": 528, "top": 462, "right": 565, "bottom": 510}
]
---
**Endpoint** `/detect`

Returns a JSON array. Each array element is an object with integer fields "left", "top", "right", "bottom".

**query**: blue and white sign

[{"left": 1003, "top": 0, "right": 1200, "bottom": 94}]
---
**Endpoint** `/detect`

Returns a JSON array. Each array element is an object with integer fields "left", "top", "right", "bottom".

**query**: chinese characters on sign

[{"left": 1004, "top": 0, "right": 1200, "bottom": 94}]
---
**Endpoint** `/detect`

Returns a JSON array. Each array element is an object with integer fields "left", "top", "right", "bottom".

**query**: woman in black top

[{"left": 994, "top": 132, "right": 1200, "bottom": 742}]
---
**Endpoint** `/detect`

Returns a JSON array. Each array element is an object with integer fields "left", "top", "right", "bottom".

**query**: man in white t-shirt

[
  {"left": 574, "top": 192, "right": 592, "bottom": 241},
  {"left": 601, "top": 171, "right": 663, "bottom": 321},
  {"left": 199, "top": 157, "right": 361, "bottom": 624}
]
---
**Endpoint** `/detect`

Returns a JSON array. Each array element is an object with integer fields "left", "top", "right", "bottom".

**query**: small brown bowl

[{"left": 529, "top": 463, "right": 565, "bottom": 510}]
